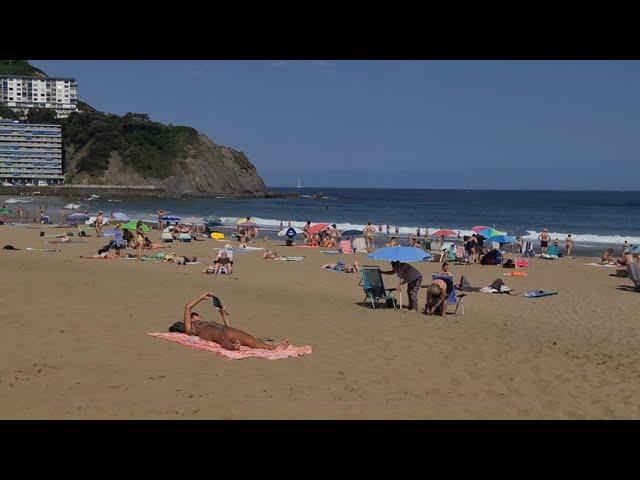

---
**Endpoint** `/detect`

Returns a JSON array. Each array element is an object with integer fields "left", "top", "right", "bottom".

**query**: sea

[{"left": 2, "top": 188, "right": 639, "bottom": 256}]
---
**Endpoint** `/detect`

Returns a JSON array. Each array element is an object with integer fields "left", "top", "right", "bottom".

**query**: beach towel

[
  {"left": 523, "top": 290, "right": 558, "bottom": 298},
  {"left": 584, "top": 263, "right": 619, "bottom": 268},
  {"left": 294, "top": 245, "right": 319, "bottom": 249},
  {"left": 540, "top": 254, "right": 558, "bottom": 259},
  {"left": 515, "top": 259, "right": 529, "bottom": 268},
  {"left": 185, "top": 261, "right": 201, "bottom": 265},
  {"left": 504, "top": 271, "right": 528, "bottom": 277},
  {"left": 322, "top": 250, "right": 340, "bottom": 254},
  {"left": 340, "top": 240, "right": 354, "bottom": 254},
  {"left": 279, "top": 256, "right": 304, "bottom": 261},
  {"left": 26, "top": 248, "right": 60, "bottom": 252},
  {"left": 146, "top": 332, "right": 312, "bottom": 360}
]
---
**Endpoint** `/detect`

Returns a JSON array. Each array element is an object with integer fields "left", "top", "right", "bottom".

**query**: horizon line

[{"left": 266, "top": 186, "right": 640, "bottom": 192}]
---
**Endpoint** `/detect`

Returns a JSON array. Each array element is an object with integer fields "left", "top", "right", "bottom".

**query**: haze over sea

[{"left": 4, "top": 187, "right": 639, "bottom": 254}]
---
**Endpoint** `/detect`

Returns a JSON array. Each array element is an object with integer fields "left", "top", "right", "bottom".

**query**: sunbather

[
  {"left": 214, "top": 251, "right": 233, "bottom": 273},
  {"left": 600, "top": 248, "right": 616, "bottom": 265},
  {"left": 322, "top": 260, "right": 360, "bottom": 273},
  {"left": 263, "top": 250, "right": 282, "bottom": 260},
  {"left": 386, "top": 237, "right": 400, "bottom": 247},
  {"left": 439, "top": 262, "right": 453, "bottom": 277},
  {"left": 177, "top": 292, "right": 290, "bottom": 351},
  {"left": 164, "top": 252, "right": 197, "bottom": 265}
]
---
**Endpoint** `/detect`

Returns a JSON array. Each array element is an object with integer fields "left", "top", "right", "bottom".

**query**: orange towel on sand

[
  {"left": 147, "top": 332, "right": 312, "bottom": 360},
  {"left": 504, "top": 271, "right": 528, "bottom": 277}
]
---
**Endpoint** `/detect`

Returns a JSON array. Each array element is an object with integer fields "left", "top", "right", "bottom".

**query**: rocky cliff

[
  {"left": 61, "top": 111, "right": 267, "bottom": 197},
  {"left": 66, "top": 132, "right": 267, "bottom": 196}
]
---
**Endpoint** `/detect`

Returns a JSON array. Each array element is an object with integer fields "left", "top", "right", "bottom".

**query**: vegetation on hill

[
  {"left": 0, "top": 60, "right": 47, "bottom": 77},
  {"left": 62, "top": 112, "right": 199, "bottom": 179}
]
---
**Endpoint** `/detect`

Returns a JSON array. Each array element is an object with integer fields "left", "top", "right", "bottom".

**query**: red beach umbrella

[
  {"left": 471, "top": 226, "right": 490, "bottom": 233},
  {"left": 308, "top": 223, "right": 329, "bottom": 234},
  {"left": 431, "top": 229, "right": 458, "bottom": 237}
]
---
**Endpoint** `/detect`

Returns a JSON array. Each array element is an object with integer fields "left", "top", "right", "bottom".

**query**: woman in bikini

[
  {"left": 177, "top": 293, "right": 290, "bottom": 351},
  {"left": 135, "top": 221, "right": 146, "bottom": 261}
]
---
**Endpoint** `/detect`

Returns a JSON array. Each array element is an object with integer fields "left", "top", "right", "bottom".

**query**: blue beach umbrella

[
  {"left": 631, "top": 245, "right": 640, "bottom": 254},
  {"left": 277, "top": 227, "right": 303, "bottom": 237},
  {"left": 67, "top": 213, "right": 90, "bottom": 223},
  {"left": 368, "top": 246, "right": 432, "bottom": 262},
  {"left": 341, "top": 229, "right": 364, "bottom": 237},
  {"left": 489, "top": 234, "right": 517, "bottom": 244},
  {"left": 160, "top": 215, "right": 181, "bottom": 222},
  {"left": 112, "top": 212, "right": 129, "bottom": 221}
]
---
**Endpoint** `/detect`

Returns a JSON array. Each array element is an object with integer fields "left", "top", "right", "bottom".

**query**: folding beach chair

[
  {"left": 340, "top": 240, "right": 353, "bottom": 254},
  {"left": 161, "top": 231, "right": 174, "bottom": 242},
  {"left": 628, "top": 262, "right": 640, "bottom": 291},
  {"left": 353, "top": 237, "right": 368, "bottom": 253},
  {"left": 359, "top": 265, "right": 397, "bottom": 309},
  {"left": 428, "top": 274, "right": 465, "bottom": 315}
]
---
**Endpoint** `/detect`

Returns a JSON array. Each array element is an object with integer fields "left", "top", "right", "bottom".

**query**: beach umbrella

[
  {"left": 477, "top": 227, "right": 502, "bottom": 238},
  {"left": 236, "top": 217, "right": 253, "bottom": 225},
  {"left": 64, "top": 203, "right": 81, "bottom": 210},
  {"left": 122, "top": 221, "right": 152, "bottom": 233},
  {"left": 160, "top": 215, "right": 181, "bottom": 222},
  {"left": 368, "top": 246, "right": 432, "bottom": 262},
  {"left": 489, "top": 234, "right": 517, "bottom": 244},
  {"left": 431, "top": 229, "right": 458, "bottom": 238},
  {"left": 0, "top": 207, "right": 13, "bottom": 215},
  {"left": 67, "top": 213, "right": 90, "bottom": 223},
  {"left": 471, "top": 226, "right": 490, "bottom": 233},
  {"left": 203, "top": 214, "right": 221, "bottom": 223},
  {"left": 631, "top": 245, "right": 640, "bottom": 254},
  {"left": 277, "top": 227, "right": 303, "bottom": 237},
  {"left": 308, "top": 223, "right": 329, "bottom": 234},
  {"left": 341, "top": 229, "right": 363, "bottom": 237},
  {"left": 112, "top": 212, "right": 129, "bottom": 221}
]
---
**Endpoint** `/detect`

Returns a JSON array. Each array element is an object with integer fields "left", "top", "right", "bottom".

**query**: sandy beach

[{"left": 1, "top": 223, "right": 639, "bottom": 419}]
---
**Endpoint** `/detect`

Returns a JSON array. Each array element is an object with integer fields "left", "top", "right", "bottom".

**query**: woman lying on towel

[
  {"left": 163, "top": 252, "right": 197, "bottom": 265},
  {"left": 263, "top": 250, "right": 282, "bottom": 260},
  {"left": 322, "top": 260, "right": 360, "bottom": 273},
  {"left": 143, "top": 237, "right": 170, "bottom": 249},
  {"left": 175, "top": 293, "right": 290, "bottom": 351}
]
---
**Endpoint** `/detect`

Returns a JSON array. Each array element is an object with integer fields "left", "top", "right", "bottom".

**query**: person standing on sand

[
  {"left": 565, "top": 234, "right": 574, "bottom": 257},
  {"left": 538, "top": 228, "right": 551, "bottom": 254},
  {"left": 622, "top": 240, "right": 629, "bottom": 255},
  {"left": 177, "top": 292, "right": 290, "bottom": 351},
  {"left": 39, "top": 206, "right": 44, "bottom": 223},
  {"left": 135, "top": 220, "right": 145, "bottom": 261},
  {"left": 363, "top": 221, "right": 376, "bottom": 252},
  {"left": 386, "top": 224, "right": 390, "bottom": 235},
  {"left": 303, "top": 220, "right": 311, "bottom": 245},
  {"left": 416, "top": 227, "right": 421, "bottom": 238},
  {"left": 395, "top": 225, "right": 399, "bottom": 234},
  {"left": 157, "top": 210, "right": 167, "bottom": 231},
  {"left": 95, "top": 211, "right": 104, "bottom": 237},
  {"left": 280, "top": 220, "right": 283, "bottom": 230},
  {"left": 381, "top": 261, "right": 423, "bottom": 313}
]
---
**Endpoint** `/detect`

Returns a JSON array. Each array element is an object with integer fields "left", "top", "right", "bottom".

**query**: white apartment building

[
  {"left": 0, "top": 75, "right": 78, "bottom": 118},
  {"left": 0, "top": 119, "right": 64, "bottom": 185}
]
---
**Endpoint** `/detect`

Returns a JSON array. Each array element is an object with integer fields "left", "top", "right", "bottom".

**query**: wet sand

[{"left": 1, "top": 224, "right": 639, "bottom": 419}]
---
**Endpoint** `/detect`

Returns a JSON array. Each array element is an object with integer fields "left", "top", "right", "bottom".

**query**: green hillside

[
  {"left": 62, "top": 112, "right": 199, "bottom": 180},
  {"left": 0, "top": 60, "right": 47, "bottom": 77}
]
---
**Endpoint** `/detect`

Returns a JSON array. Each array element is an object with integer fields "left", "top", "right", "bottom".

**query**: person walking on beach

[
  {"left": 280, "top": 220, "right": 283, "bottom": 230},
  {"left": 177, "top": 292, "right": 290, "bottom": 351},
  {"left": 135, "top": 220, "right": 145, "bottom": 261},
  {"left": 565, "top": 234, "right": 574, "bottom": 257},
  {"left": 381, "top": 261, "right": 423, "bottom": 313},
  {"left": 416, "top": 227, "right": 421, "bottom": 238},
  {"left": 395, "top": 225, "right": 399, "bottom": 234},
  {"left": 538, "top": 228, "right": 551, "bottom": 254},
  {"left": 39, "top": 206, "right": 44, "bottom": 223},
  {"left": 363, "top": 221, "right": 376, "bottom": 252},
  {"left": 303, "top": 220, "right": 311, "bottom": 245},
  {"left": 95, "top": 211, "right": 104, "bottom": 237}
]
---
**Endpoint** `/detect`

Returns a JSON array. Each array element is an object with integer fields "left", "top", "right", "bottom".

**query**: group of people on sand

[{"left": 302, "top": 221, "right": 341, "bottom": 247}]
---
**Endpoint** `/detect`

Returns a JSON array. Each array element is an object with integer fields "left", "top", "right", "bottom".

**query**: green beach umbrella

[
  {"left": 122, "top": 221, "right": 151, "bottom": 233},
  {"left": 0, "top": 207, "right": 14, "bottom": 215}
]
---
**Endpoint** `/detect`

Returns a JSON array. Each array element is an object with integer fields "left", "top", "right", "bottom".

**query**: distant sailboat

[{"left": 297, "top": 177, "right": 302, "bottom": 189}]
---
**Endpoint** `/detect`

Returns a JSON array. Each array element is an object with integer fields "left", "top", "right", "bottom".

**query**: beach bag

[
  {"left": 503, "top": 259, "right": 515, "bottom": 268},
  {"left": 169, "top": 321, "right": 186, "bottom": 333}
]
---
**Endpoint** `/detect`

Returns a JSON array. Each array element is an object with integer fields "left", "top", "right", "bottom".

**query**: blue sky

[{"left": 32, "top": 60, "right": 640, "bottom": 190}]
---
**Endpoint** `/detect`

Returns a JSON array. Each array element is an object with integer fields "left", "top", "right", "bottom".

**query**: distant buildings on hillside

[
  {"left": 0, "top": 119, "right": 64, "bottom": 185},
  {"left": 0, "top": 75, "right": 78, "bottom": 118}
]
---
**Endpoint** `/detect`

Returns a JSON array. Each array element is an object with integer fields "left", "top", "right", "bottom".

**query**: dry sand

[{"left": 1, "top": 224, "right": 639, "bottom": 419}]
